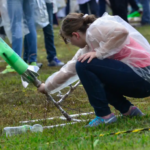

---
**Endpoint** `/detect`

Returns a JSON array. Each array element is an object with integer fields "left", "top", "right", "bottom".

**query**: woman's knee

[{"left": 75, "top": 61, "right": 87, "bottom": 73}]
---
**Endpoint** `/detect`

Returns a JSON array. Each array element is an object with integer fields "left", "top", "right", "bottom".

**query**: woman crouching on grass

[{"left": 38, "top": 12, "right": 150, "bottom": 127}]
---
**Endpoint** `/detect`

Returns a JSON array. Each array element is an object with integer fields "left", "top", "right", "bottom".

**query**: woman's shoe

[
  {"left": 123, "top": 106, "right": 144, "bottom": 117},
  {"left": 1, "top": 65, "right": 16, "bottom": 74},
  {"left": 85, "top": 113, "right": 117, "bottom": 127}
]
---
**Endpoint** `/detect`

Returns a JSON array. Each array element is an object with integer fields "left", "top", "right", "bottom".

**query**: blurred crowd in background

[{"left": 0, "top": 0, "right": 149, "bottom": 73}]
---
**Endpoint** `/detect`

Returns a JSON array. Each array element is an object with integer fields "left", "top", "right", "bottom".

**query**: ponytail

[{"left": 60, "top": 13, "right": 96, "bottom": 43}]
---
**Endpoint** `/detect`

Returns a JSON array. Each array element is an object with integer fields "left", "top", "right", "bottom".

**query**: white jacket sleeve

[
  {"left": 45, "top": 48, "right": 86, "bottom": 94},
  {"left": 86, "top": 19, "right": 129, "bottom": 59}
]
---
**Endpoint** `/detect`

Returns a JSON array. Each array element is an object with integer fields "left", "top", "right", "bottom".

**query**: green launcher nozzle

[{"left": 0, "top": 38, "right": 28, "bottom": 75}]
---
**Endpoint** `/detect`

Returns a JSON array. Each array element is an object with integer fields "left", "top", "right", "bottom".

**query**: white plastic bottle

[
  {"left": 3, "top": 124, "right": 43, "bottom": 137},
  {"left": 3, "top": 125, "right": 31, "bottom": 137},
  {"left": 30, "top": 124, "right": 43, "bottom": 133}
]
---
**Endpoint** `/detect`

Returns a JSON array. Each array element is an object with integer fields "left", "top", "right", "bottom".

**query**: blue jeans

[
  {"left": 99, "top": 0, "right": 106, "bottom": 17},
  {"left": 140, "top": 0, "right": 150, "bottom": 24},
  {"left": 43, "top": 3, "right": 56, "bottom": 62},
  {"left": 7, "top": 0, "right": 37, "bottom": 62},
  {"left": 23, "top": 34, "right": 37, "bottom": 63},
  {"left": 76, "top": 58, "right": 150, "bottom": 117},
  {"left": 79, "top": 0, "right": 99, "bottom": 17}
]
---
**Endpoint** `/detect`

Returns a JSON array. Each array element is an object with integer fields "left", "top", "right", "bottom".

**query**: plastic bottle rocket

[{"left": 0, "top": 38, "right": 41, "bottom": 88}]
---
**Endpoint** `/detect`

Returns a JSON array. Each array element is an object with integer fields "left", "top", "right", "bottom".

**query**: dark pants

[
  {"left": 76, "top": 58, "right": 150, "bottom": 117},
  {"left": 53, "top": 13, "right": 59, "bottom": 25},
  {"left": 79, "top": 0, "right": 99, "bottom": 17},
  {"left": 99, "top": 0, "right": 106, "bottom": 17},
  {"left": 66, "top": 0, "right": 70, "bottom": 15},
  {"left": 0, "top": 26, "right": 6, "bottom": 35},
  {"left": 109, "top": 0, "right": 128, "bottom": 22},
  {"left": 43, "top": 3, "right": 56, "bottom": 62},
  {"left": 128, "top": 0, "right": 139, "bottom": 12}
]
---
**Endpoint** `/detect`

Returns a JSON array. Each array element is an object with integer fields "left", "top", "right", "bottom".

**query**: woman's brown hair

[{"left": 60, "top": 13, "right": 96, "bottom": 44}]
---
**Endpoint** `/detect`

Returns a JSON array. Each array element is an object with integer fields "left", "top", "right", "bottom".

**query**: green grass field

[{"left": 1, "top": 25, "right": 150, "bottom": 150}]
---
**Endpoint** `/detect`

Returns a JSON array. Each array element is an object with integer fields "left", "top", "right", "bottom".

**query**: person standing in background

[
  {"left": 98, "top": 0, "right": 106, "bottom": 17},
  {"left": 128, "top": 0, "right": 139, "bottom": 13},
  {"left": 0, "top": 26, "right": 6, "bottom": 39},
  {"left": 2, "top": 0, "right": 38, "bottom": 73},
  {"left": 24, "top": 0, "right": 64, "bottom": 67},
  {"left": 127, "top": 0, "right": 141, "bottom": 23},
  {"left": 130, "top": 0, "right": 150, "bottom": 25},
  {"left": 43, "top": 0, "right": 64, "bottom": 66},
  {"left": 66, "top": 0, "right": 70, "bottom": 15},
  {"left": 77, "top": 0, "right": 99, "bottom": 17},
  {"left": 109, "top": 0, "right": 128, "bottom": 22},
  {"left": 139, "top": 0, "right": 150, "bottom": 25}
]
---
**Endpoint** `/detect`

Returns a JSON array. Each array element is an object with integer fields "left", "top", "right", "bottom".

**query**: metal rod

[
  {"left": 32, "top": 78, "right": 80, "bottom": 121},
  {"left": 46, "top": 93, "right": 72, "bottom": 121},
  {"left": 19, "top": 112, "right": 94, "bottom": 124},
  {"left": 58, "top": 81, "right": 81, "bottom": 104}
]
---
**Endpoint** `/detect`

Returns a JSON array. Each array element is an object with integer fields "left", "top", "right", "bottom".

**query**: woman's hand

[
  {"left": 38, "top": 83, "right": 46, "bottom": 94},
  {"left": 78, "top": 52, "right": 97, "bottom": 63}
]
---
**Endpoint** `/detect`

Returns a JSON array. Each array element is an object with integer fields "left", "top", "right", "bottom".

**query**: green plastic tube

[{"left": 0, "top": 38, "right": 28, "bottom": 75}]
